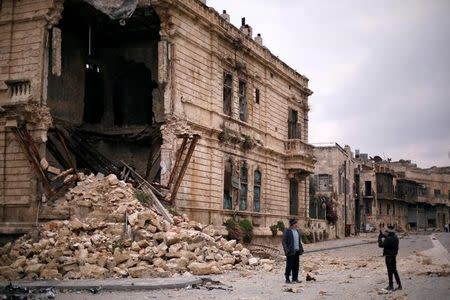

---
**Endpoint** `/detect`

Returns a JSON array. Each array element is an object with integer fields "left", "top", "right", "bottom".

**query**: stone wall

[{"left": 0, "top": 0, "right": 55, "bottom": 233}]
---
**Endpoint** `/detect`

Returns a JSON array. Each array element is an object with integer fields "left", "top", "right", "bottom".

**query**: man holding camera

[{"left": 378, "top": 225, "right": 402, "bottom": 291}]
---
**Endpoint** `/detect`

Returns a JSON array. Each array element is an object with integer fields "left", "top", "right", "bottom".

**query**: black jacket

[
  {"left": 378, "top": 231, "right": 399, "bottom": 256},
  {"left": 282, "top": 228, "right": 304, "bottom": 256}
]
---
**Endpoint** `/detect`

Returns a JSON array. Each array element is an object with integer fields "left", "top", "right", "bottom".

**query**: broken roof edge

[
  {"left": 82, "top": 0, "right": 139, "bottom": 20},
  {"left": 151, "top": 0, "right": 312, "bottom": 94}
]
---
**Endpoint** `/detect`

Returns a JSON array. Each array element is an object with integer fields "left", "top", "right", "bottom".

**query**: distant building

[{"left": 311, "top": 143, "right": 357, "bottom": 238}]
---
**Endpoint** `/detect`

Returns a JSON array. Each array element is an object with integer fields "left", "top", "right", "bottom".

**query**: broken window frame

[
  {"left": 318, "top": 174, "right": 332, "bottom": 192},
  {"left": 223, "top": 72, "right": 233, "bottom": 116},
  {"left": 238, "top": 79, "right": 247, "bottom": 122},
  {"left": 239, "top": 164, "right": 248, "bottom": 210},
  {"left": 253, "top": 169, "right": 261, "bottom": 212},
  {"left": 288, "top": 108, "right": 300, "bottom": 139},
  {"left": 223, "top": 159, "right": 233, "bottom": 209}
]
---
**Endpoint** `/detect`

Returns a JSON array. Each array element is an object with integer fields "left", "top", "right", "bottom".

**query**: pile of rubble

[{"left": 0, "top": 174, "right": 274, "bottom": 280}]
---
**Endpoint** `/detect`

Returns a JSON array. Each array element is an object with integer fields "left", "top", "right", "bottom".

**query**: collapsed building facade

[{"left": 0, "top": 0, "right": 314, "bottom": 236}]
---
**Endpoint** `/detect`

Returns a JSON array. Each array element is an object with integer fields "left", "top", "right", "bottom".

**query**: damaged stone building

[
  {"left": 377, "top": 161, "right": 450, "bottom": 231},
  {"left": 310, "top": 143, "right": 356, "bottom": 239},
  {"left": 0, "top": 0, "right": 314, "bottom": 236},
  {"left": 310, "top": 146, "right": 450, "bottom": 236}
]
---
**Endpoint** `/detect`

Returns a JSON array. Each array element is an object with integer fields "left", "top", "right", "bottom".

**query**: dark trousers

[
  {"left": 285, "top": 251, "right": 300, "bottom": 280},
  {"left": 385, "top": 255, "right": 401, "bottom": 287}
]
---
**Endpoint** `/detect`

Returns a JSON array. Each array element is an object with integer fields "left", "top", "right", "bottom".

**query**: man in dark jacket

[
  {"left": 282, "top": 218, "right": 304, "bottom": 283},
  {"left": 378, "top": 225, "right": 402, "bottom": 291}
]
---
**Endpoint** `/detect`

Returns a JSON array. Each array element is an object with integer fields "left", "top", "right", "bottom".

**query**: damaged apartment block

[{"left": 0, "top": 0, "right": 314, "bottom": 237}]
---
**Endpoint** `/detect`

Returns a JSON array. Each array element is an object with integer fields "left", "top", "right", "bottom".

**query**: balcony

[
  {"left": 3, "top": 79, "right": 32, "bottom": 105},
  {"left": 284, "top": 139, "right": 314, "bottom": 172},
  {"left": 284, "top": 139, "right": 314, "bottom": 157}
]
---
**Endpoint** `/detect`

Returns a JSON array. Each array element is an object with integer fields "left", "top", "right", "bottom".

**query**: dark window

[
  {"left": 393, "top": 203, "right": 395, "bottom": 216},
  {"left": 387, "top": 204, "right": 391, "bottom": 215},
  {"left": 253, "top": 170, "right": 261, "bottom": 212},
  {"left": 223, "top": 159, "right": 232, "bottom": 209},
  {"left": 288, "top": 108, "right": 300, "bottom": 139},
  {"left": 365, "top": 181, "right": 372, "bottom": 196},
  {"left": 239, "top": 80, "right": 247, "bottom": 121},
  {"left": 223, "top": 72, "right": 232, "bottom": 116},
  {"left": 289, "top": 178, "right": 298, "bottom": 215},
  {"left": 310, "top": 196, "right": 326, "bottom": 219},
  {"left": 434, "top": 189, "right": 441, "bottom": 197},
  {"left": 239, "top": 165, "right": 248, "bottom": 210},
  {"left": 448, "top": 190, "right": 450, "bottom": 200},
  {"left": 255, "top": 88, "right": 260, "bottom": 104},
  {"left": 379, "top": 202, "right": 382, "bottom": 215}
]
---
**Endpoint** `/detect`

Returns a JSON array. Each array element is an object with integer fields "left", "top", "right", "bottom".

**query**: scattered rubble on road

[{"left": 0, "top": 174, "right": 275, "bottom": 281}]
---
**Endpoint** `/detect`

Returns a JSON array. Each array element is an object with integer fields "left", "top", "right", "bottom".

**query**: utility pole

[{"left": 344, "top": 160, "right": 347, "bottom": 236}]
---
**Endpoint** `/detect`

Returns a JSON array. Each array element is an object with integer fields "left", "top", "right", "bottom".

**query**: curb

[
  {"left": 304, "top": 240, "right": 377, "bottom": 254},
  {"left": 0, "top": 277, "right": 205, "bottom": 292}
]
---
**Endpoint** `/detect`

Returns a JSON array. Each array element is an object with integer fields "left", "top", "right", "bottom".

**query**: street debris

[
  {"left": 0, "top": 282, "right": 56, "bottom": 299},
  {"left": 283, "top": 287, "right": 303, "bottom": 293},
  {"left": 306, "top": 273, "right": 316, "bottom": 281}
]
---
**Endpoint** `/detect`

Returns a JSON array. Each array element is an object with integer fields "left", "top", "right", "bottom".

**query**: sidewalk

[
  {"left": 0, "top": 233, "right": 385, "bottom": 294},
  {"left": 304, "top": 232, "right": 379, "bottom": 253}
]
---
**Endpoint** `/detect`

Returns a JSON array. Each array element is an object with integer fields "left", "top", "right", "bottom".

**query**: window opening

[
  {"left": 239, "top": 164, "right": 248, "bottom": 210},
  {"left": 239, "top": 80, "right": 247, "bottom": 121},
  {"left": 223, "top": 159, "right": 232, "bottom": 209},
  {"left": 289, "top": 178, "right": 298, "bottom": 215},
  {"left": 253, "top": 170, "right": 261, "bottom": 212},
  {"left": 223, "top": 72, "right": 232, "bottom": 116},
  {"left": 288, "top": 108, "right": 300, "bottom": 139}
]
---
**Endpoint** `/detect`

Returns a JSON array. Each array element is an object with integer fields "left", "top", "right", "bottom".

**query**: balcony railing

[
  {"left": 4, "top": 79, "right": 32, "bottom": 104},
  {"left": 284, "top": 139, "right": 314, "bottom": 158}
]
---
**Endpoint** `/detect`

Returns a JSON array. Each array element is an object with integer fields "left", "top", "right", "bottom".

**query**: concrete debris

[
  {"left": 284, "top": 287, "right": 303, "bottom": 293},
  {"left": 0, "top": 174, "right": 273, "bottom": 280},
  {"left": 306, "top": 273, "right": 316, "bottom": 281}
]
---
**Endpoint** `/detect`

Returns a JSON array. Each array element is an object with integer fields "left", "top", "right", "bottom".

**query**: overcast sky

[{"left": 208, "top": 0, "right": 450, "bottom": 168}]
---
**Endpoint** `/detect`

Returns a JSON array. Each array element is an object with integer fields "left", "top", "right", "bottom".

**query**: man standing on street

[
  {"left": 378, "top": 224, "right": 402, "bottom": 291},
  {"left": 282, "top": 218, "right": 304, "bottom": 283}
]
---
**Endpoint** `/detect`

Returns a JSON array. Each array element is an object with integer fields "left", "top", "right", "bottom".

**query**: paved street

[{"left": 52, "top": 232, "right": 449, "bottom": 300}]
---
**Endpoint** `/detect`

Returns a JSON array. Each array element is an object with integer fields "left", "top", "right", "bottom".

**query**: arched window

[
  {"left": 253, "top": 170, "right": 261, "bottom": 212},
  {"left": 239, "top": 164, "right": 248, "bottom": 210}
]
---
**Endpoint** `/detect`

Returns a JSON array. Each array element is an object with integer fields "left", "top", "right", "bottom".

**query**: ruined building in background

[
  {"left": 0, "top": 0, "right": 314, "bottom": 235},
  {"left": 376, "top": 161, "right": 450, "bottom": 230},
  {"left": 311, "top": 146, "right": 450, "bottom": 237}
]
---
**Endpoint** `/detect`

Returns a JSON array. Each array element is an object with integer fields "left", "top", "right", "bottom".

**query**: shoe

[
  {"left": 285, "top": 279, "right": 291, "bottom": 284},
  {"left": 386, "top": 286, "right": 394, "bottom": 291},
  {"left": 397, "top": 285, "right": 402, "bottom": 290},
  {"left": 292, "top": 280, "right": 302, "bottom": 283}
]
